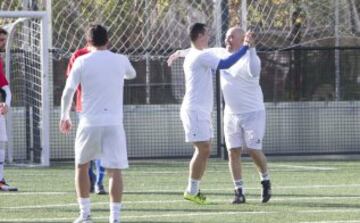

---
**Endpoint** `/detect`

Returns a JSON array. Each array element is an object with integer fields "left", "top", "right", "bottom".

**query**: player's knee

[{"left": 229, "top": 149, "right": 241, "bottom": 160}]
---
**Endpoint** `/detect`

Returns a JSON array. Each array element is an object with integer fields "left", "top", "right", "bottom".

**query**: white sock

[
  {"left": 110, "top": 202, "right": 122, "bottom": 222},
  {"left": 78, "top": 197, "right": 91, "bottom": 217},
  {"left": 234, "top": 179, "right": 244, "bottom": 190},
  {"left": 0, "top": 148, "right": 5, "bottom": 181},
  {"left": 186, "top": 178, "right": 200, "bottom": 195},
  {"left": 260, "top": 172, "right": 270, "bottom": 181}
]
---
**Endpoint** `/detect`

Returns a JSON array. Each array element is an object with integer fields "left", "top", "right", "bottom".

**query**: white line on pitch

[
  {"left": 2, "top": 196, "right": 360, "bottom": 209},
  {"left": 1, "top": 209, "right": 359, "bottom": 222},
  {"left": 300, "top": 221, "right": 360, "bottom": 223},
  {"left": 299, "top": 220, "right": 360, "bottom": 223},
  {"left": 271, "top": 164, "right": 337, "bottom": 170},
  {"left": 1, "top": 183, "right": 360, "bottom": 196}
]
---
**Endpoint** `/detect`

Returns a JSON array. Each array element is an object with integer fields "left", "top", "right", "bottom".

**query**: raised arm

[
  {"left": 124, "top": 56, "right": 136, "bottom": 80},
  {"left": 216, "top": 45, "right": 249, "bottom": 70},
  {"left": 247, "top": 48, "right": 261, "bottom": 77}
]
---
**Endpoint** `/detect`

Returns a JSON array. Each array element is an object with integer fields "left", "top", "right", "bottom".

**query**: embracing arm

[
  {"left": 167, "top": 49, "right": 190, "bottom": 66},
  {"left": 216, "top": 45, "right": 249, "bottom": 70}
]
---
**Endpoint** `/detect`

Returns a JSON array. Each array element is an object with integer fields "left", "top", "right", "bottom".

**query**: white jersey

[
  {"left": 207, "top": 47, "right": 264, "bottom": 115},
  {"left": 64, "top": 50, "right": 136, "bottom": 127},
  {"left": 182, "top": 48, "right": 220, "bottom": 114}
]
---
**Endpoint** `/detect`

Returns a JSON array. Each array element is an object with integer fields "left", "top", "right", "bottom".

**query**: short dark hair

[
  {"left": 189, "top": 23, "right": 207, "bottom": 42},
  {"left": 85, "top": 24, "right": 108, "bottom": 47},
  {"left": 0, "top": 28, "right": 8, "bottom": 36}
]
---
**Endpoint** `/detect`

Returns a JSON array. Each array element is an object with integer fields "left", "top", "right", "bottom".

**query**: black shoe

[
  {"left": 95, "top": 184, "right": 107, "bottom": 195},
  {"left": 0, "top": 179, "right": 18, "bottom": 192},
  {"left": 89, "top": 184, "right": 94, "bottom": 193},
  {"left": 261, "top": 180, "right": 271, "bottom": 203},
  {"left": 232, "top": 188, "right": 246, "bottom": 204}
]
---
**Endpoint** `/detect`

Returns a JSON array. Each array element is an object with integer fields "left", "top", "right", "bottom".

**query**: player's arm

[
  {"left": 59, "top": 59, "right": 81, "bottom": 134},
  {"left": 216, "top": 45, "right": 249, "bottom": 70},
  {"left": 167, "top": 49, "right": 190, "bottom": 66},
  {"left": 124, "top": 57, "right": 136, "bottom": 80},
  {"left": 0, "top": 86, "right": 11, "bottom": 115},
  {"left": 167, "top": 48, "right": 226, "bottom": 66},
  {"left": 246, "top": 48, "right": 261, "bottom": 78},
  {"left": 0, "top": 71, "right": 11, "bottom": 115}
]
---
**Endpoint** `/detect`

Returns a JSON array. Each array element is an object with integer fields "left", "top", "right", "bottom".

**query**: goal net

[
  {"left": 49, "top": 0, "right": 360, "bottom": 58},
  {"left": 0, "top": 11, "right": 50, "bottom": 166}
]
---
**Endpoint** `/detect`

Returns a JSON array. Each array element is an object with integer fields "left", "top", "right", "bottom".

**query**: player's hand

[
  {"left": 59, "top": 119, "right": 72, "bottom": 134},
  {"left": 167, "top": 50, "right": 181, "bottom": 67},
  {"left": 0, "top": 103, "right": 8, "bottom": 115},
  {"left": 244, "top": 31, "right": 255, "bottom": 47}
]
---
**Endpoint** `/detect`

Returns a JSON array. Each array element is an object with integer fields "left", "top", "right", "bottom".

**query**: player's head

[
  {"left": 225, "top": 26, "right": 245, "bottom": 52},
  {"left": 85, "top": 24, "right": 108, "bottom": 47},
  {"left": 0, "top": 28, "right": 8, "bottom": 50},
  {"left": 188, "top": 23, "right": 209, "bottom": 49}
]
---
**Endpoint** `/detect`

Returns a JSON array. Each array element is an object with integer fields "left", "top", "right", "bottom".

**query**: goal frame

[{"left": 0, "top": 11, "right": 50, "bottom": 166}]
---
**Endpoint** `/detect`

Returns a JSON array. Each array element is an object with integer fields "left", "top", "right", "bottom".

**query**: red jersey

[
  {"left": 66, "top": 47, "right": 91, "bottom": 112},
  {"left": 0, "top": 57, "right": 9, "bottom": 88}
]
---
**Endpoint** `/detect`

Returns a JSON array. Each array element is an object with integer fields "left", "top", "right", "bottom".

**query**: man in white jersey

[
  {"left": 168, "top": 26, "right": 271, "bottom": 204},
  {"left": 179, "top": 23, "right": 251, "bottom": 205},
  {"left": 60, "top": 24, "right": 136, "bottom": 223}
]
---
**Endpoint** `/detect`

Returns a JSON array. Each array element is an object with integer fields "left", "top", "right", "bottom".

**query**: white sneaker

[{"left": 73, "top": 215, "right": 92, "bottom": 223}]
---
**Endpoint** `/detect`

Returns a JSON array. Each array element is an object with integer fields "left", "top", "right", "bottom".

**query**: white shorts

[
  {"left": 180, "top": 109, "right": 213, "bottom": 143},
  {"left": 75, "top": 125, "right": 128, "bottom": 169},
  {"left": 0, "top": 115, "right": 7, "bottom": 142},
  {"left": 224, "top": 110, "right": 265, "bottom": 150}
]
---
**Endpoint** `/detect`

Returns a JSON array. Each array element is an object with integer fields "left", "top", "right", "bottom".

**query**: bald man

[{"left": 168, "top": 27, "right": 271, "bottom": 204}]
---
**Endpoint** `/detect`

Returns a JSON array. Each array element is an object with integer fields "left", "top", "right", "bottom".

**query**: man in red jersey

[{"left": 0, "top": 27, "right": 18, "bottom": 192}]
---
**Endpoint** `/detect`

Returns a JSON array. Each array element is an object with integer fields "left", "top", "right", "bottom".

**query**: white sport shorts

[
  {"left": 75, "top": 125, "right": 128, "bottom": 169},
  {"left": 180, "top": 109, "right": 213, "bottom": 143},
  {"left": 224, "top": 110, "right": 265, "bottom": 150},
  {"left": 0, "top": 115, "right": 7, "bottom": 142}
]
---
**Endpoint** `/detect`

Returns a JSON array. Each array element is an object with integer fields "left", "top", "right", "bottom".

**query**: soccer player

[
  {"left": 0, "top": 28, "right": 18, "bottom": 192},
  {"left": 66, "top": 46, "right": 107, "bottom": 195},
  {"left": 168, "top": 26, "right": 271, "bottom": 204},
  {"left": 60, "top": 24, "right": 136, "bottom": 223},
  {"left": 179, "top": 23, "right": 250, "bottom": 205}
]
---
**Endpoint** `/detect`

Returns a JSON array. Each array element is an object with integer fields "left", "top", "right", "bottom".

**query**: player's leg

[
  {"left": 74, "top": 162, "right": 92, "bottom": 223},
  {"left": 248, "top": 149, "right": 271, "bottom": 202},
  {"left": 73, "top": 126, "right": 102, "bottom": 222},
  {"left": 243, "top": 110, "right": 271, "bottom": 203},
  {"left": 224, "top": 113, "right": 245, "bottom": 203},
  {"left": 184, "top": 141, "right": 211, "bottom": 204},
  {"left": 0, "top": 116, "right": 17, "bottom": 192},
  {"left": 107, "top": 168, "right": 123, "bottom": 223},
  {"left": 101, "top": 125, "right": 128, "bottom": 223},
  {"left": 181, "top": 109, "right": 212, "bottom": 204},
  {"left": 94, "top": 159, "right": 106, "bottom": 194}
]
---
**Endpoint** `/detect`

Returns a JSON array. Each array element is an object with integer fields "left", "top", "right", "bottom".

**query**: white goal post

[{"left": 0, "top": 11, "right": 50, "bottom": 166}]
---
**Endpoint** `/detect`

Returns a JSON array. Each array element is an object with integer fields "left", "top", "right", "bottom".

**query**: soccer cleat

[
  {"left": 0, "top": 179, "right": 18, "bottom": 192},
  {"left": 184, "top": 191, "right": 208, "bottom": 205},
  {"left": 95, "top": 184, "right": 107, "bottom": 195},
  {"left": 73, "top": 215, "right": 92, "bottom": 223},
  {"left": 232, "top": 188, "right": 246, "bottom": 204},
  {"left": 261, "top": 180, "right": 272, "bottom": 203},
  {"left": 89, "top": 184, "right": 94, "bottom": 193}
]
